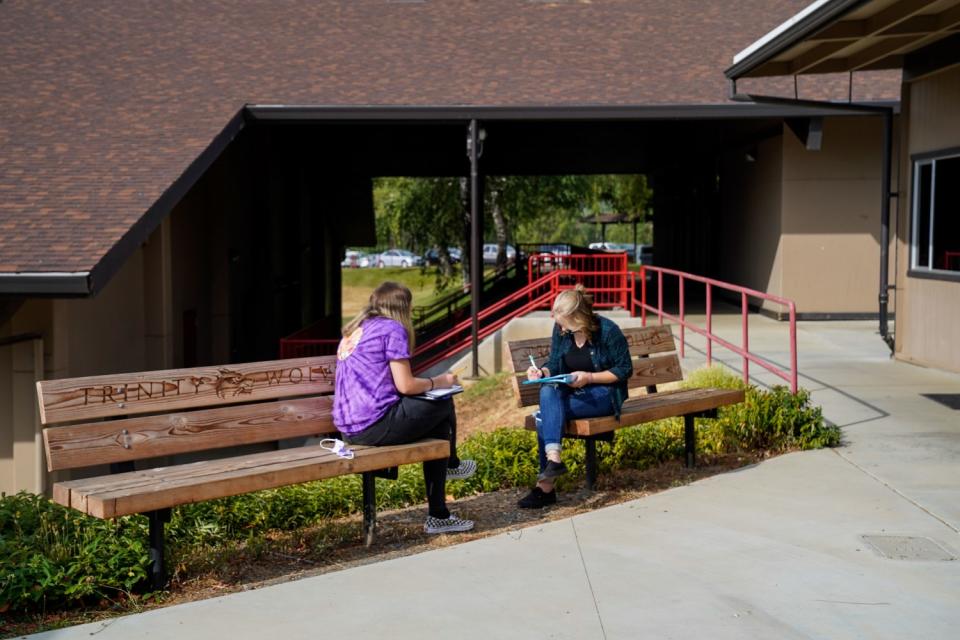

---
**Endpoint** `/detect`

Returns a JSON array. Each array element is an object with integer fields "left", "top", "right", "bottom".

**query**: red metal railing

[
  {"left": 528, "top": 253, "right": 629, "bottom": 309},
  {"left": 279, "top": 257, "right": 799, "bottom": 395},
  {"left": 412, "top": 271, "right": 561, "bottom": 373},
  {"left": 632, "top": 266, "right": 798, "bottom": 393}
]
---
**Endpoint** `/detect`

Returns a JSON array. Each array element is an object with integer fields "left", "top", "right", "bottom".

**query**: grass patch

[{"left": 342, "top": 267, "right": 443, "bottom": 323}]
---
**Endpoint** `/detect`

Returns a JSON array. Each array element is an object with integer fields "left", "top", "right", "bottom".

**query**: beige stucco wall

[
  {"left": 719, "top": 133, "right": 785, "bottom": 313},
  {"left": 720, "top": 116, "right": 888, "bottom": 317},
  {"left": 895, "top": 65, "right": 960, "bottom": 373},
  {"left": 780, "top": 116, "right": 885, "bottom": 315},
  {"left": 1, "top": 302, "right": 52, "bottom": 495},
  {"left": 0, "top": 223, "right": 178, "bottom": 496}
]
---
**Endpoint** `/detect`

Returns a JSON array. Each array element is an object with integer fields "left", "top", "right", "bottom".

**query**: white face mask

[{"left": 319, "top": 438, "right": 355, "bottom": 460}]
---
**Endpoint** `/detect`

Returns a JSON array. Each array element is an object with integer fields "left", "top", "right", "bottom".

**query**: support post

[
  {"left": 148, "top": 509, "right": 171, "bottom": 589},
  {"left": 684, "top": 415, "right": 696, "bottom": 468},
  {"left": 468, "top": 119, "right": 483, "bottom": 378},
  {"left": 584, "top": 437, "right": 598, "bottom": 491},
  {"left": 362, "top": 471, "right": 376, "bottom": 547}
]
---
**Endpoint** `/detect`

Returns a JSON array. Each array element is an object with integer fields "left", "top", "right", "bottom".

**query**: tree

[
  {"left": 373, "top": 177, "right": 462, "bottom": 281},
  {"left": 373, "top": 174, "right": 654, "bottom": 286}
]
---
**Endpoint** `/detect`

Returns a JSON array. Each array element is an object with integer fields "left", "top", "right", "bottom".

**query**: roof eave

[
  {"left": 725, "top": 0, "right": 871, "bottom": 80},
  {"left": 0, "top": 272, "right": 92, "bottom": 296}
]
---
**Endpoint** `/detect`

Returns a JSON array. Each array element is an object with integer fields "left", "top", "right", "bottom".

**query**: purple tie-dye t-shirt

[{"left": 333, "top": 317, "right": 411, "bottom": 435}]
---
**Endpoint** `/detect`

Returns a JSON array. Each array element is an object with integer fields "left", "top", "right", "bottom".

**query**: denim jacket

[{"left": 543, "top": 315, "right": 633, "bottom": 418}]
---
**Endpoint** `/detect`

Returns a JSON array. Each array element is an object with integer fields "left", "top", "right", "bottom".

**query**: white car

[
  {"left": 482, "top": 243, "right": 517, "bottom": 265},
  {"left": 341, "top": 250, "right": 367, "bottom": 268},
  {"left": 376, "top": 249, "right": 422, "bottom": 268}
]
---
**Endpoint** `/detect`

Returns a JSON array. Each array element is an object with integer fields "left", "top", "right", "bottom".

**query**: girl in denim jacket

[{"left": 519, "top": 285, "right": 633, "bottom": 508}]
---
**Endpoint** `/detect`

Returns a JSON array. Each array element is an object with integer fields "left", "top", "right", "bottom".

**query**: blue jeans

[{"left": 535, "top": 384, "right": 615, "bottom": 471}]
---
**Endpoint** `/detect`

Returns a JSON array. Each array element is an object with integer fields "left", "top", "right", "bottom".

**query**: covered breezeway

[{"left": 180, "top": 102, "right": 894, "bottom": 367}]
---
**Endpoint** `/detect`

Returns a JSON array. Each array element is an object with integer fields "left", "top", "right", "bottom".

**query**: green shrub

[
  {"left": 0, "top": 492, "right": 150, "bottom": 612},
  {"left": 682, "top": 365, "right": 838, "bottom": 451}
]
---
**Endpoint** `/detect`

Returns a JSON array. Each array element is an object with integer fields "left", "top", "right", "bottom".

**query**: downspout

[{"left": 878, "top": 109, "right": 895, "bottom": 351}]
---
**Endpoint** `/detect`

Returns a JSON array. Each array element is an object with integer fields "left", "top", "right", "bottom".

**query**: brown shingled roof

[{"left": 0, "top": 0, "right": 899, "bottom": 284}]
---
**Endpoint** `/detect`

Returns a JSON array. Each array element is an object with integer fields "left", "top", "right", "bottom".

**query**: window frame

[{"left": 908, "top": 146, "right": 960, "bottom": 283}]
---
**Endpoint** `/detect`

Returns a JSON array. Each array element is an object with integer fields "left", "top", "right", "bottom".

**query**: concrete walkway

[{"left": 31, "top": 319, "right": 960, "bottom": 639}]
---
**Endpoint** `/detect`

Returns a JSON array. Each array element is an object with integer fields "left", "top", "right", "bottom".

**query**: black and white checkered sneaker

[
  {"left": 446, "top": 459, "right": 477, "bottom": 481},
  {"left": 424, "top": 514, "right": 475, "bottom": 534}
]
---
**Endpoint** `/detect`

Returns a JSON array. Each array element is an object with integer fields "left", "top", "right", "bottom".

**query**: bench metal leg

[
  {"left": 147, "top": 508, "right": 171, "bottom": 590},
  {"left": 361, "top": 472, "right": 376, "bottom": 547},
  {"left": 585, "top": 438, "right": 598, "bottom": 491},
  {"left": 684, "top": 415, "right": 696, "bottom": 468}
]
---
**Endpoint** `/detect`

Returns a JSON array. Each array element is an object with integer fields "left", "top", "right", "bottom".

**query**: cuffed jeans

[
  {"left": 536, "top": 384, "right": 615, "bottom": 472},
  {"left": 344, "top": 396, "right": 460, "bottom": 519}
]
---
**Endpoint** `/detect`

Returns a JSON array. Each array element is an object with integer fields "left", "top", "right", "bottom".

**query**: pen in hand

[{"left": 527, "top": 354, "right": 542, "bottom": 380}]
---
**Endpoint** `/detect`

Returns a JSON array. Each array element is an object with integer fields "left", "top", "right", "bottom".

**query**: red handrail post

[
  {"left": 641, "top": 267, "right": 647, "bottom": 326},
  {"left": 705, "top": 282, "right": 712, "bottom": 366},
  {"left": 619, "top": 253, "right": 627, "bottom": 309},
  {"left": 679, "top": 275, "right": 685, "bottom": 358},
  {"left": 657, "top": 270, "right": 663, "bottom": 325},
  {"left": 789, "top": 303, "right": 798, "bottom": 393},
  {"left": 741, "top": 291, "right": 750, "bottom": 386}
]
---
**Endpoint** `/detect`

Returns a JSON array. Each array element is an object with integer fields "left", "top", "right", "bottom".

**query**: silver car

[{"left": 376, "top": 249, "right": 422, "bottom": 268}]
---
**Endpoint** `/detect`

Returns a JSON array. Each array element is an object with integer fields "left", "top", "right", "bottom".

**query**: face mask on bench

[{"left": 319, "top": 438, "right": 355, "bottom": 460}]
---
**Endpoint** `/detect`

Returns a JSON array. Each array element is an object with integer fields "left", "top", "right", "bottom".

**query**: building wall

[
  {"left": 718, "top": 116, "right": 887, "bottom": 317},
  {"left": 780, "top": 116, "right": 885, "bottom": 316},
  {"left": 895, "top": 65, "right": 960, "bottom": 372},
  {"left": 718, "top": 132, "right": 784, "bottom": 313},
  {"left": 0, "top": 307, "right": 47, "bottom": 495},
  {"left": 53, "top": 250, "right": 148, "bottom": 378}
]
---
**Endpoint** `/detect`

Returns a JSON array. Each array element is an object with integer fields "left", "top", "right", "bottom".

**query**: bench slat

[
  {"left": 510, "top": 354, "right": 684, "bottom": 408},
  {"left": 505, "top": 325, "right": 676, "bottom": 374},
  {"left": 36, "top": 356, "right": 338, "bottom": 425},
  {"left": 52, "top": 439, "right": 450, "bottom": 518},
  {"left": 522, "top": 388, "right": 746, "bottom": 436},
  {"left": 43, "top": 396, "right": 339, "bottom": 472}
]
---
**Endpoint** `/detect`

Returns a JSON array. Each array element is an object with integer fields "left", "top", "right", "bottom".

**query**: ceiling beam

[
  {"left": 789, "top": 40, "right": 860, "bottom": 73},
  {"left": 809, "top": 0, "right": 941, "bottom": 42},
  {"left": 805, "top": 35, "right": 918, "bottom": 73}
]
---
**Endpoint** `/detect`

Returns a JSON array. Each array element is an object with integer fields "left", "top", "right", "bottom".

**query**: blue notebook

[{"left": 522, "top": 374, "right": 576, "bottom": 385}]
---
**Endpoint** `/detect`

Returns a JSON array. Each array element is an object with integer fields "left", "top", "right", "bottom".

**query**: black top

[{"left": 563, "top": 339, "right": 596, "bottom": 373}]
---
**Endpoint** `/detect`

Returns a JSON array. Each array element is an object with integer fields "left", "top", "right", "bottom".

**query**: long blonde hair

[
  {"left": 552, "top": 284, "right": 599, "bottom": 335},
  {"left": 342, "top": 281, "right": 415, "bottom": 350}
]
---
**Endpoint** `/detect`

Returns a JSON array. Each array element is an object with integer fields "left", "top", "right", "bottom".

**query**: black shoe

[
  {"left": 537, "top": 460, "right": 568, "bottom": 481},
  {"left": 518, "top": 486, "right": 557, "bottom": 509}
]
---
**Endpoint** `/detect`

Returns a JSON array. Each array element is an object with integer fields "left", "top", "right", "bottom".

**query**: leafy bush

[
  {"left": 682, "top": 366, "right": 839, "bottom": 451},
  {"left": 0, "top": 492, "right": 150, "bottom": 612}
]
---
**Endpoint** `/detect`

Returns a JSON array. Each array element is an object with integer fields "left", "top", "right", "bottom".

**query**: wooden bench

[
  {"left": 36, "top": 355, "right": 448, "bottom": 588},
  {"left": 506, "top": 325, "right": 745, "bottom": 489}
]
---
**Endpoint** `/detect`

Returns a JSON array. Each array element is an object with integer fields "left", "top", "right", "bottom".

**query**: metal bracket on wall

[{"left": 785, "top": 117, "right": 823, "bottom": 151}]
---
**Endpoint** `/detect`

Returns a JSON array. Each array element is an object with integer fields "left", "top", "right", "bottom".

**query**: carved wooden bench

[
  {"left": 36, "top": 355, "right": 447, "bottom": 588},
  {"left": 506, "top": 324, "right": 745, "bottom": 489}
]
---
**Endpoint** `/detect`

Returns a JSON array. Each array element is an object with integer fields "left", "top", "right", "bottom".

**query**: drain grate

[
  {"left": 861, "top": 535, "right": 956, "bottom": 561},
  {"left": 922, "top": 393, "right": 960, "bottom": 410}
]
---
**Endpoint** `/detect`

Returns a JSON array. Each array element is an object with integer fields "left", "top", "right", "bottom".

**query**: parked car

[
  {"left": 482, "top": 243, "right": 516, "bottom": 265},
  {"left": 341, "top": 250, "right": 367, "bottom": 268},
  {"left": 588, "top": 242, "right": 653, "bottom": 264},
  {"left": 376, "top": 249, "right": 422, "bottom": 268},
  {"left": 424, "top": 247, "right": 462, "bottom": 265}
]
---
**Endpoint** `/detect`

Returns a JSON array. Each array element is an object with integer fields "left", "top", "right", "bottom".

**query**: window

[{"left": 911, "top": 149, "right": 960, "bottom": 275}]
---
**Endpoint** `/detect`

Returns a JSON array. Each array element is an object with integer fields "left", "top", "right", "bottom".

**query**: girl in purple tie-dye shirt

[{"left": 333, "top": 281, "right": 476, "bottom": 534}]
